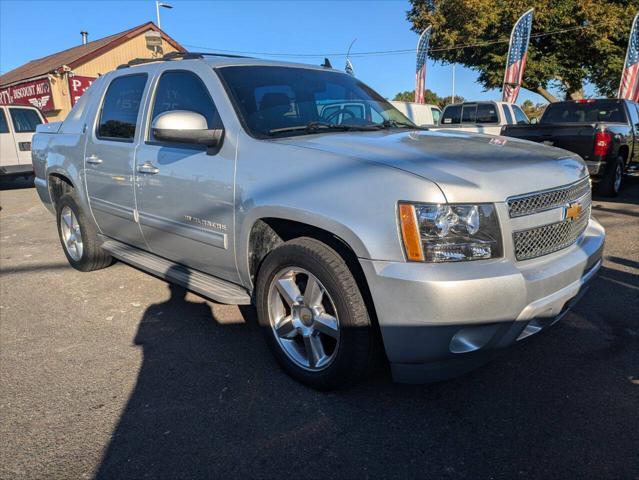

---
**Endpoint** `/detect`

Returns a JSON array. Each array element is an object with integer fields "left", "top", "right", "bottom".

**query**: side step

[{"left": 100, "top": 238, "right": 252, "bottom": 305}]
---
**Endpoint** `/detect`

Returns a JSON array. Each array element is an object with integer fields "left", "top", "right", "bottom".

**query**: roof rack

[{"left": 117, "top": 51, "right": 250, "bottom": 69}]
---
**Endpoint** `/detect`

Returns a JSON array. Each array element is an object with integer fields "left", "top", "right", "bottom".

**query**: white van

[
  {"left": 0, "top": 105, "right": 45, "bottom": 176},
  {"left": 437, "top": 101, "right": 529, "bottom": 135},
  {"left": 389, "top": 101, "right": 442, "bottom": 126}
]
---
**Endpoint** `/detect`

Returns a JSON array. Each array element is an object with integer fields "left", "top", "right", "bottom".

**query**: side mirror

[
  {"left": 530, "top": 117, "right": 538, "bottom": 125},
  {"left": 151, "top": 110, "right": 224, "bottom": 152}
]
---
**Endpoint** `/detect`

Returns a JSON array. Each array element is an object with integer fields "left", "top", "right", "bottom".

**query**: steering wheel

[{"left": 324, "top": 108, "right": 357, "bottom": 125}]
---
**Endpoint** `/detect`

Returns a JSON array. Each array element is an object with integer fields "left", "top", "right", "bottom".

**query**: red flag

[{"left": 502, "top": 9, "right": 534, "bottom": 103}]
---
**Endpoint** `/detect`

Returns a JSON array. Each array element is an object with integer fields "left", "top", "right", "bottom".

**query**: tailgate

[{"left": 505, "top": 124, "right": 595, "bottom": 160}]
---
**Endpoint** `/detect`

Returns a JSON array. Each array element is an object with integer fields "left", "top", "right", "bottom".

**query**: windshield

[
  {"left": 217, "top": 66, "right": 415, "bottom": 138},
  {"left": 541, "top": 101, "right": 627, "bottom": 124}
]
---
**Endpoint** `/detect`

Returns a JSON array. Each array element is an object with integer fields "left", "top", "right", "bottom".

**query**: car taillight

[{"left": 594, "top": 131, "right": 612, "bottom": 157}]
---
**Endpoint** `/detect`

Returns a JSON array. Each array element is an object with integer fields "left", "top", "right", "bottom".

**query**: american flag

[
  {"left": 619, "top": 13, "right": 639, "bottom": 101},
  {"left": 502, "top": 9, "right": 534, "bottom": 103},
  {"left": 415, "top": 27, "right": 432, "bottom": 104}
]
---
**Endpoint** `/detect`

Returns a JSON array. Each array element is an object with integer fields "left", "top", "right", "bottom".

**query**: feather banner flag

[
  {"left": 502, "top": 8, "right": 534, "bottom": 103},
  {"left": 415, "top": 26, "right": 432, "bottom": 104},
  {"left": 619, "top": 12, "right": 639, "bottom": 101}
]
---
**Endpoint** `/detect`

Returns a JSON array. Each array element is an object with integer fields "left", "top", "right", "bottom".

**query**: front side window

[
  {"left": 217, "top": 66, "right": 413, "bottom": 138},
  {"left": 441, "top": 105, "right": 461, "bottom": 124},
  {"left": 97, "top": 74, "right": 147, "bottom": 141},
  {"left": 502, "top": 105, "right": 514, "bottom": 124},
  {"left": 0, "top": 110, "right": 9, "bottom": 134},
  {"left": 461, "top": 104, "right": 477, "bottom": 123},
  {"left": 476, "top": 104, "right": 498, "bottom": 123},
  {"left": 9, "top": 108, "right": 42, "bottom": 132},
  {"left": 431, "top": 107, "right": 441, "bottom": 125},
  {"left": 150, "top": 70, "right": 221, "bottom": 141},
  {"left": 512, "top": 105, "right": 530, "bottom": 124}
]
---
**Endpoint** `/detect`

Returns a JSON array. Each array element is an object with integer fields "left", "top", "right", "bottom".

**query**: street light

[{"left": 155, "top": 1, "right": 173, "bottom": 29}]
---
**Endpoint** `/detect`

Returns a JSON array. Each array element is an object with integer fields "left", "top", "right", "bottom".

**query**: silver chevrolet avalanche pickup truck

[{"left": 32, "top": 53, "right": 605, "bottom": 389}]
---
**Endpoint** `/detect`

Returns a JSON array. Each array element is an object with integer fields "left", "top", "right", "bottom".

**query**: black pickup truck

[{"left": 502, "top": 99, "right": 639, "bottom": 196}]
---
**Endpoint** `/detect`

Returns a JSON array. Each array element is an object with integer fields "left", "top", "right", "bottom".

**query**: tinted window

[
  {"left": 442, "top": 105, "right": 461, "bottom": 124},
  {"left": 0, "top": 110, "right": 8, "bottom": 134},
  {"left": 431, "top": 107, "right": 441, "bottom": 125},
  {"left": 476, "top": 104, "right": 498, "bottom": 123},
  {"left": 98, "top": 74, "right": 147, "bottom": 141},
  {"left": 541, "top": 101, "right": 627, "bottom": 124},
  {"left": 502, "top": 105, "right": 514, "bottom": 124},
  {"left": 625, "top": 101, "right": 639, "bottom": 130},
  {"left": 512, "top": 105, "right": 530, "bottom": 124},
  {"left": 9, "top": 108, "right": 42, "bottom": 132},
  {"left": 151, "top": 70, "right": 221, "bottom": 138},
  {"left": 217, "top": 66, "right": 413, "bottom": 138},
  {"left": 461, "top": 104, "right": 477, "bottom": 123}
]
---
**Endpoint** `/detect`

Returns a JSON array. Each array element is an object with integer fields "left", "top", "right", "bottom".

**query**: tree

[
  {"left": 521, "top": 99, "right": 546, "bottom": 119},
  {"left": 438, "top": 95, "right": 465, "bottom": 108},
  {"left": 407, "top": 0, "right": 639, "bottom": 101},
  {"left": 393, "top": 89, "right": 441, "bottom": 104}
]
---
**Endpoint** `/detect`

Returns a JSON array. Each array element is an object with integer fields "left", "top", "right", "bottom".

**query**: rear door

[
  {"left": 84, "top": 71, "right": 151, "bottom": 248},
  {"left": 8, "top": 107, "right": 43, "bottom": 165},
  {"left": 0, "top": 108, "right": 19, "bottom": 168}
]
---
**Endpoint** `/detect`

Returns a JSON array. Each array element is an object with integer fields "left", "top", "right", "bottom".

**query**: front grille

[
  {"left": 513, "top": 191, "right": 591, "bottom": 261},
  {"left": 507, "top": 177, "right": 591, "bottom": 218}
]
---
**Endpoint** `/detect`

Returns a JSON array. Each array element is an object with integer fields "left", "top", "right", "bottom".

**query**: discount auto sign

[{"left": 0, "top": 78, "right": 54, "bottom": 111}]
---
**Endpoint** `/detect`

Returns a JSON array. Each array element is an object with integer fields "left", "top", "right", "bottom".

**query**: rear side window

[
  {"left": 476, "top": 104, "right": 498, "bottom": 123},
  {"left": 98, "top": 74, "right": 147, "bottom": 141},
  {"left": 0, "top": 110, "right": 8, "bottom": 134},
  {"left": 441, "top": 105, "right": 461, "bottom": 124},
  {"left": 9, "top": 108, "right": 42, "bottom": 132},
  {"left": 502, "top": 105, "right": 514, "bottom": 124},
  {"left": 431, "top": 107, "right": 441, "bottom": 125},
  {"left": 512, "top": 105, "right": 530, "bottom": 124},
  {"left": 150, "top": 70, "right": 221, "bottom": 139},
  {"left": 461, "top": 104, "right": 477, "bottom": 123}
]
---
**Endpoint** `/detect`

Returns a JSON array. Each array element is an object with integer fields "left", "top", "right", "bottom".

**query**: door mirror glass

[{"left": 151, "top": 110, "right": 223, "bottom": 147}]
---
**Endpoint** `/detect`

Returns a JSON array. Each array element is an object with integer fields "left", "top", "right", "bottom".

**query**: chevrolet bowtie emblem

[{"left": 564, "top": 202, "right": 582, "bottom": 222}]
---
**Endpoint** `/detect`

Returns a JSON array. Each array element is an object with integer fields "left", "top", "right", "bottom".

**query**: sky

[{"left": 0, "top": 0, "right": 551, "bottom": 105}]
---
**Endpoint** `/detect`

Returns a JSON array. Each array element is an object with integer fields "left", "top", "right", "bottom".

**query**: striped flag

[
  {"left": 619, "top": 13, "right": 639, "bottom": 101},
  {"left": 415, "top": 27, "right": 432, "bottom": 104},
  {"left": 502, "top": 9, "right": 534, "bottom": 103}
]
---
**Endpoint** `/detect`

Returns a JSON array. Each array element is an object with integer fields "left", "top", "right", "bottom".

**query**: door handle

[
  {"left": 86, "top": 154, "right": 103, "bottom": 165},
  {"left": 137, "top": 162, "right": 160, "bottom": 174}
]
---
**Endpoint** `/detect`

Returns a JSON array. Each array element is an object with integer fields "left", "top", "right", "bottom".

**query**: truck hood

[{"left": 273, "top": 129, "right": 588, "bottom": 203}]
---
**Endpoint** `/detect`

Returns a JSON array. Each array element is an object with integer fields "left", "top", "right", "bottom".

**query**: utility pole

[{"left": 451, "top": 64, "right": 456, "bottom": 104}]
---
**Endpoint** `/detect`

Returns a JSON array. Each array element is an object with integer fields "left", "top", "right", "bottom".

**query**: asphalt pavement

[{"left": 0, "top": 175, "right": 638, "bottom": 479}]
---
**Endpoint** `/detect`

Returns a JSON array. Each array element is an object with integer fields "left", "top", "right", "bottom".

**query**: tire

[
  {"left": 55, "top": 193, "right": 113, "bottom": 272},
  {"left": 255, "top": 237, "right": 378, "bottom": 390},
  {"left": 596, "top": 156, "right": 624, "bottom": 197}
]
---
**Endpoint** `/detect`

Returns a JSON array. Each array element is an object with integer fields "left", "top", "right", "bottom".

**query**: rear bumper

[{"left": 360, "top": 218, "right": 605, "bottom": 384}]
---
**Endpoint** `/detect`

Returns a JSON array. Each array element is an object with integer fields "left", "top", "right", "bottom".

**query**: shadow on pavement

[{"left": 94, "top": 263, "right": 639, "bottom": 479}]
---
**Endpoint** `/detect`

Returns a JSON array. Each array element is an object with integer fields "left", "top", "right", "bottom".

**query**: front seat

[{"left": 259, "top": 93, "right": 294, "bottom": 129}]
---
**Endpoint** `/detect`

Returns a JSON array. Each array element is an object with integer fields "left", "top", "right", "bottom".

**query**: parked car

[
  {"left": 437, "top": 101, "right": 529, "bottom": 135},
  {"left": 0, "top": 105, "right": 45, "bottom": 177},
  {"left": 389, "top": 101, "right": 441, "bottom": 126},
  {"left": 32, "top": 53, "right": 604, "bottom": 389},
  {"left": 501, "top": 99, "right": 639, "bottom": 196}
]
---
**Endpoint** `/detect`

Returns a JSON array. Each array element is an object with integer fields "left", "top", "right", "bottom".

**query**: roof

[{"left": 0, "top": 22, "right": 185, "bottom": 87}]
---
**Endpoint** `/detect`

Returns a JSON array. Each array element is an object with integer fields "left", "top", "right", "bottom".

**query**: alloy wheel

[{"left": 60, "top": 206, "right": 83, "bottom": 261}]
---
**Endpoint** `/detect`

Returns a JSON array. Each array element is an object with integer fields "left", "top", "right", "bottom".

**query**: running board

[{"left": 99, "top": 238, "right": 251, "bottom": 305}]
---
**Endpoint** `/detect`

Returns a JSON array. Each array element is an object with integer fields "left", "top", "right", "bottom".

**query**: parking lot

[{"left": 0, "top": 177, "right": 637, "bottom": 479}]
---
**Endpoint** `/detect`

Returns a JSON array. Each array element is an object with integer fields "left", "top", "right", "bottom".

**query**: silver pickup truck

[{"left": 32, "top": 53, "right": 604, "bottom": 389}]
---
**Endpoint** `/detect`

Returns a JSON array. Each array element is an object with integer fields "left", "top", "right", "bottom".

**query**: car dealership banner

[
  {"left": 0, "top": 78, "right": 54, "bottom": 111},
  {"left": 415, "top": 26, "right": 432, "bottom": 104},
  {"left": 68, "top": 75, "right": 96, "bottom": 106},
  {"left": 618, "top": 12, "right": 639, "bottom": 101},
  {"left": 502, "top": 8, "right": 534, "bottom": 103}
]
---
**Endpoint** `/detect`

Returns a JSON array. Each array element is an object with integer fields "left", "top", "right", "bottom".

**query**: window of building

[
  {"left": 9, "top": 108, "right": 42, "bottom": 132},
  {"left": 97, "top": 74, "right": 147, "bottom": 141}
]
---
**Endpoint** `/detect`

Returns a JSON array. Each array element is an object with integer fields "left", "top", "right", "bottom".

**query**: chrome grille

[
  {"left": 513, "top": 192, "right": 591, "bottom": 261},
  {"left": 507, "top": 177, "right": 591, "bottom": 218}
]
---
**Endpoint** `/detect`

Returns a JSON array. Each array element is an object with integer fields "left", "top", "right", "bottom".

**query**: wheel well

[
  {"left": 248, "top": 218, "right": 380, "bottom": 327},
  {"left": 48, "top": 174, "right": 74, "bottom": 206}
]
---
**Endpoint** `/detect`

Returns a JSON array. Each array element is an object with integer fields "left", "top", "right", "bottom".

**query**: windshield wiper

[
  {"left": 380, "top": 119, "right": 429, "bottom": 130},
  {"left": 268, "top": 121, "right": 382, "bottom": 136}
]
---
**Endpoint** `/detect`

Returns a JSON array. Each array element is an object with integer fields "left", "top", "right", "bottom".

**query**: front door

[
  {"left": 7, "top": 107, "right": 43, "bottom": 166},
  {"left": 0, "top": 109, "right": 19, "bottom": 168},
  {"left": 134, "top": 67, "right": 237, "bottom": 282},
  {"left": 84, "top": 72, "right": 149, "bottom": 248}
]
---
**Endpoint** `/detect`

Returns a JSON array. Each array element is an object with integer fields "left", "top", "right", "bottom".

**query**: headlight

[{"left": 398, "top": 203, "right": 502, "bottom": 262}]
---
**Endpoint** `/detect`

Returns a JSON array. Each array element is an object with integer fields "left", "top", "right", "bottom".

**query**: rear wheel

[
  {"left": 255, "top": 237, "right": 377, "bottom": 390},
  {"left": 596, "top": 156, "right": 624, "bottom": 197},
  {"left": 56, "top": 193, "right": 113, "bottom": 271}
]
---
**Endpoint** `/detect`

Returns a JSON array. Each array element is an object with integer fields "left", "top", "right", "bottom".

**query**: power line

[{"left": 183, "top": 22, "right": 606, "bottom": 59}]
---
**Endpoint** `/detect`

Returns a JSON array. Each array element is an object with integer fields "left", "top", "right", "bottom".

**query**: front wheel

[{"left": 255, "top": 237, "right": 378, "bottom": 390}]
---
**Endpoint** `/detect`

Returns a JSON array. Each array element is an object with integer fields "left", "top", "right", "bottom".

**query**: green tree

[
  {"left": 407, "top": 0, "right": 639, "bottom": 101},
  {"left": 393, "top": 88, "right": 441, "bottom": 104},
  {"left": 521, "top": 99, "right": 546, "bottom": 119},
  {"left": 438, "top": 95, "right": 465, "bottom": 108}
]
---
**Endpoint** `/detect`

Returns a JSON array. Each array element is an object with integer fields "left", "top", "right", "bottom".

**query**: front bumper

[{"left": 360, "top": 218, "right": 605, "bottom": 384}]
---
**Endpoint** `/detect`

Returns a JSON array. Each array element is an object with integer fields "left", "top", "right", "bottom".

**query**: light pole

[{"left": 155, "top": 1, "right": 173, "bottom": 29}]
